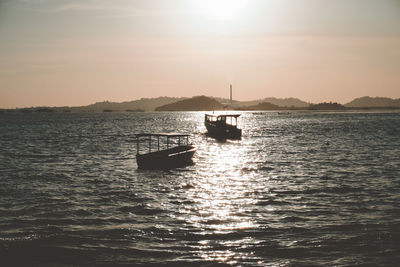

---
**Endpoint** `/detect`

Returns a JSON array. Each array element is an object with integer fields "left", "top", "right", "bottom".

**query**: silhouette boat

[
  {"left": 204, "top": 114, "right": 242, "bottom": 140},
  {"left": 135, "top": 133, "right": 196, "bottom": 169}
]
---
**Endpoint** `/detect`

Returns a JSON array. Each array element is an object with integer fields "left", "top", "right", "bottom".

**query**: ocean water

[{"left": 0, "top": 111, "right": 399, "bottom": 266}]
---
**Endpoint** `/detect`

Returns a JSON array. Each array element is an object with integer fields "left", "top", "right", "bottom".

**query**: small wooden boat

[
  {"left": 204, "top": 114, "right": 242, "bottom": 140},
  {"left": 135, "top": 133, "right": 196, "bottom": 169}
]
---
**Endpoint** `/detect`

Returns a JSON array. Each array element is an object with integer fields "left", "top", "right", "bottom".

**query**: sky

[{"left": 0, "top": 0, "right": 399, "bottom": 108}]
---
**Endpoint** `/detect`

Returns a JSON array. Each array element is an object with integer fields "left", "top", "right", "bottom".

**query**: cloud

[
  {"left": 0, "top": 0, "right": 185, "bottom": 17},
  {"left": 44, "top": 0, "right": 185, "bottom": 17},
  {"left": 47, "top": 2, "right": 123, "bottom": 13}
]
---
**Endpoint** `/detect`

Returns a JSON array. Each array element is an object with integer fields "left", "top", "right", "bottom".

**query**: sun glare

[{"left": 194, "top": 0, "right": 248, "bottom": 21}]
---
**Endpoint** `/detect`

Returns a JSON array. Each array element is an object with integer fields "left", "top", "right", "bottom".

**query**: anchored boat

[
  {"left": 135, "top": 133, "right": 196, "bottom": 169},
  {"left": 204, "top": 114, "right": 242, "bottom": 140}
]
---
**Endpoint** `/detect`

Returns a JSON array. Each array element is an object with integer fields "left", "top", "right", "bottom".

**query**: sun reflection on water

[{"left": 182, "top": 135, "right": 260, "bottom": 263}]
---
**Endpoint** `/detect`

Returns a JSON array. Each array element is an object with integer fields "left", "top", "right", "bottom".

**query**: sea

[{"left": 0, "top": 111, "right": 399, "bottom": 266}]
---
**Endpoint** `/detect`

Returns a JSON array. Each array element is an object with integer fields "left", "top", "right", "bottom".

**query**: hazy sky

[{"left": 1, "top": 0, "right": 399, "bottom": 108}]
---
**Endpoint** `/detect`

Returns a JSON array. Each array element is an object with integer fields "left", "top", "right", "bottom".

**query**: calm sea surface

[{"left": 0, "top": 111, "right": 399, "bottom": 266}]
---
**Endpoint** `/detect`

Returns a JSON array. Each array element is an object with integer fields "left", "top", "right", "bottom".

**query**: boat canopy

[
  {"left": 205, "top": 114, "right": 240, "bottom": 119},
  {"left": 205, "top": 114, "right": 240, "bottom": 126}
]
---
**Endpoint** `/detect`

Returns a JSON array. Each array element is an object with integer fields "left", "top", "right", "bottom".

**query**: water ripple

[{"left": 0, "top": 111, "right": 399, "bottom": 266}]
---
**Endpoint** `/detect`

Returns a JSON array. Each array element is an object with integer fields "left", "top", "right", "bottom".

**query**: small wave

[
  {"left": 118, "top": 204, "right": 164, "bottom": 216},
  {"left": 17, "top": 153, "right": 55, "bottom": 159},
  {"left": 256, "top": 199, "right": 290, "bottom": 206},
  {"left": 281, "top": 216, "right": 307, "bottom": 222},
  {"left": 260, "top": 166, "right": 274, "bottom": 171},
  {"left": 180, "top": 183, "right": 195, "bottom": 189},
  {"left": 241, "top": 166, "right": 273, "bottom": 173},
  {"left": 303, "top": 186, "right": 362, "bottom": 195}
]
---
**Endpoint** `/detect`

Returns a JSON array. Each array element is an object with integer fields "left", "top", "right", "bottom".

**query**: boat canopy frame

[
  {"left": 135, "top": 133, "right": 191, "bottom": 155},
  {"left": 205, "top": 114, "right": 240, "bottom": 126}
]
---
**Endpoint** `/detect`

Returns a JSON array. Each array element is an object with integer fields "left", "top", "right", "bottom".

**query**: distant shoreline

[{"left": 1, "top": 96, "right": 399, "bottom": 113}]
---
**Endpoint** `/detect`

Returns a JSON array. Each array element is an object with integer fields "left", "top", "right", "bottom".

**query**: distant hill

[
  {"left": 155, "top": 96, "right": 224, "bottom": 111},
  {"left": 243, "top": 102, "right": 280, "bottom": 110},
  {"left": 345, "top": 96, "right": 400, "bottom": 108},
  {"left": 213, "top": 97, "right": 259, "bottom": 107},
  {"left": 262, "top": 97, "right": 309, "bottom": 108},
  {"left": 71, "top": 97, "right": 186, "bottom": 112},
  {"left": 309, "top": 102, "right": 346, "bottom": 110},
  {"left": 214, "top": 97, "right": 309, "bottom": 108}
]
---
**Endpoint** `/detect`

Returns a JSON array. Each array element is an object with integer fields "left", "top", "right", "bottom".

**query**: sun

[{"left": 194, "top": 0, "right": 248, "bottom": 21}]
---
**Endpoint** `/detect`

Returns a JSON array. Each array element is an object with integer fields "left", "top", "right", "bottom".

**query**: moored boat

[
  {"left": 136, "top": 133, "right": 196, "bottom": 169},
  {"left": 204, "top": 114, "right": 242, "bottom": 140}
]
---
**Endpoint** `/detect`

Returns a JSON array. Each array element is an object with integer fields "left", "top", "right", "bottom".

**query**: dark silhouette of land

[
  {"left": 309, "top": 102, "right": 346, "bottom": 110},
  {"left": 214, "top": 97, "right": 309, "bottom": 108},
  {"left": 155, "top": 96, "right": 398, "bottom": 111},
  {"left": 345, "top": 96, "right": 400, "bottom": 108},
  {"left": 155, "top": 96, "right": 224, "bottom": 111},
  {"left": 1, "top": 96, "right": 399, "bottom": 113},
  {"left": 239, "top": 102, "right": 281, "bottom": 110},
  {"left": 82, "top": 97, "right": 186, "bottom": 112}
]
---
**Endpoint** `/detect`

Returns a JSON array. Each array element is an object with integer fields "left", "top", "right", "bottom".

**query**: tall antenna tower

[{"left": 230, "top": 84, "right": 232, "bottom": 105}]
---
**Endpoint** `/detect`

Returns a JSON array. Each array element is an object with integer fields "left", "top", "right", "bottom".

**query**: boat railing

[{"left": 136, "top": 133, "right": 191, "bottom": 155}]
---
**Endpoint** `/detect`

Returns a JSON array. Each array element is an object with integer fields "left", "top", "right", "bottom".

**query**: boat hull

[
  {"left": 205, "top": 121, "right": 242, "bottom": 140},
  {"left": 136, "top": 145, "right": 196, "bottom": 169}
]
